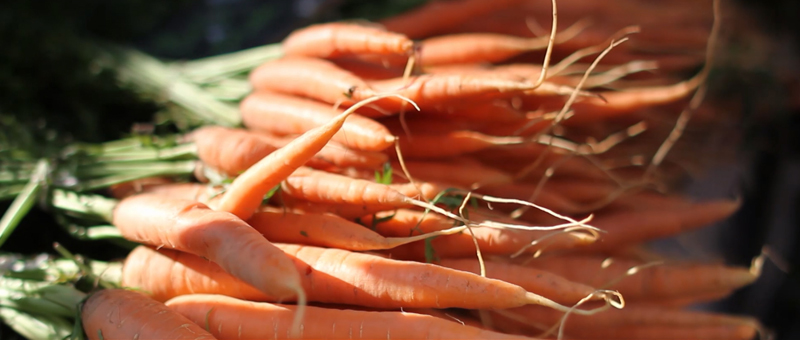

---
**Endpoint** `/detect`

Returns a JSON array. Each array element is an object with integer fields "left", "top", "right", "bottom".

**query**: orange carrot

[
  {"left": 167, "top": 294, "right": 533, "bottom": 340},
  {"left": 112, "top": 194, "right": 304, "bottom": 302},
  {"left": 122, "top": 245, "right": 268, "bottom": 302},
  {"left": 248, "top": 206, "right": 465, "bottom": 251},
  {"left": 522, "top": 255, "right": 757, "bottom": 301},
  {"left": 240, "top": 91, "right": 396, "bottom": 151},
  {"left": 278, "top": 243, "right": 611, "bottom": 311},
  {"left": 332, "top": 58, "right": 406, "bottom": 80},
  {"left": 218, "top": 95, "right": 404, "bottom": 220},
  {"left": 393, "top": 130, "right": 526, "bottom": 159},
  {"left": 364, "top": 209, "right": 594, "bottom": 260},
  {"left": 81, "top": 289, "right": 215, "bottom": 340},
  {"left": 439, "top": 258, "right": 600, "bottom": 305},
  {"left": 416, "top": 20, "right": 587, "bottom": 66},
  {"left": 282, "top": 22, "right": 414, "bottom": 58},
  {"left": 108, "top": 176, "right": 174, "bottom": 199},
  {"left": 380, "top": 0, "right": 526, "bottom": 39},
  {"left": 280, "top": 166, "right": 446, "bottom": 207},
  {"left": 254, "top": 132, "right": 389, "bottom": 170},
  {"left": 189, "top": 125, "right": 280, "bottom": 176},
  {"left": 249, "top": 56, "right": 375, "bottom": 105},
  {"left": 389, "top": 159, "right": 513, "bottom": 189}
]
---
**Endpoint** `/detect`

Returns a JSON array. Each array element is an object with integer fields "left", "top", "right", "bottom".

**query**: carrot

[
  {"left": 240, "top": 91, "right": 396, "bottom": 151},
  {"left": 112, "top": 194, "right": 304, "bottom": 302},
  {"left": 393, "top": 131, "right": 526, "bottom": 159},
  {"left": 522, "top": 255, "right": 757, "bottom": 301},
  {"left": 272, "top": 195, "right": 404, "bottom": 220},
  {"left": 279, "top": 166, "right": 446, "bottom": 207},
  {"left": 189, "top": 125, "right": 280, "bottom": 176},
  {"left": 218, "top": 94, "right": 411, "bottom": 220},
  {"left": 277, "top": 243, "right": 614, "bottom": 311},
  {"left": 254, "top": 132, "right": 389, "bottom": 170},
  {"left": 249, "top": 56, "right": 375, "bottom": 105},
  {"left": 127, "top": 182, "right": 222, "bottom": 206},
  {"left": 80, "top": 289, "right": 215, "bottom": 340},
  {"left": 416, "top": 19, "right": 588, "bottom": 66},
  {"left": 166, "top": 294, "right": 533, "bottom": 340},
  {"left": 282, "top": 22, "right": 414, "bottom": 59},
  {"left": 388, "top": 159, "right": 513, "bottom": 189},
  {"left": 572, "top": 199, "right": 741, "bottom": 252},
  {"left": 248, "top": 206, "right": 467, "bottom": 251},
  {"left": 365, "top": 73, "right": 537, "bottom": 112},
  {"left": 380, "top": 0, "right": 526, "bottom": 39},
  {"left": 332, "top": 58, "right": 405, "bottom": 80},
  {"left": 122, "top": 245, "right": 268, "bottom": 302},
  {"left": 363, "top": 209, "right": 594, "bottom": 260},
  {"left": 108, "top": 176, "right": 174, "bottom": 199},
  {"left": 439, "top": 258, "right": 600, "bottom": 305},
  {"left": 494, "top": 304, "right": 761, "bottom": 330}
]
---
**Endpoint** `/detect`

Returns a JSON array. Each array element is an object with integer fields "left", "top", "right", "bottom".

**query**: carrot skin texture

[
  {"left": 112, "top": 194, "right": 302, "bottom": 300},
  {"left": 218, "top": 93, "right": 370, "bottom": 220},
  {"left": 166, "top": 294, "right": 532, "bottom": 340},
  {"left": 190, "top": 126, "right": 279, "bottom": 176},
  {"left": 240, "top": 91, "right": 394, "bottom": 151},
  {"left": 81, "top": 289, "right": 215, "bottom": 340},
  {"left": 249, "top": 57, "right": 375, "bottom": 105},
  {"left": 380, "top": 0, "right": 525, "bottom": 39},
  {"left": 282, "top": 22, "right": 414, "bottom": 58}
]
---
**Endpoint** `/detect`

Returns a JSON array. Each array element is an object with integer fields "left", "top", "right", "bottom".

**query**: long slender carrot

[
  {"left": 522, "top": 255, "right": 757, "bottom": 301},
  {"left": 248, "top": 57, "right": 375, "bottom": 105},
  {"left": 240, "top": 91, "right": 396, "bottom": 151},
  {"left": 254, "top": 132, "right": 389, "bottom": 170},
  {"left": 112, "top": 194, "right": 304, "bottom": 302},
  {"left": 417, "top": 19, "right": 587, "bottom": 66},
  {"left": 218, "top": 94, "right": 411, "bottom": 220},
  {"left": 439, "top": 258, "right": 600, "bottom": 305},
  {"left": 282, "top": 22, "right": 414, "bottom": 59},
  {"left": 249, "top": 206, "right": 467, "bottom": 251},
  {"left": 278, "top": 243, "right": 612, "bottom": 311},
  {"left": 392, "top": 130, "right": 526, "bottom": 159},
  {"left": 81, "top": 289, "right": 215, "bottom": 340},
  {"left": 362, "top": 209, "right": 594, "bottom": 260},
  {"left": 388, "top": 159, "right": 513, "bottom": 189},
  {"left": 167, "top": 294, "right": 533, "bottom": 340},
  {"left": 279, "top": 166, "right": 446, "bottom": 207}
]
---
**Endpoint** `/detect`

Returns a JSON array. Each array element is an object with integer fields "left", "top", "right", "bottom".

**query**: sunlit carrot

[
  {"left": 240, "top": 91, "right": 396, "bottom": 151},
  {"left": 282, "top": 22, "right": 414, "bottom": 59}
]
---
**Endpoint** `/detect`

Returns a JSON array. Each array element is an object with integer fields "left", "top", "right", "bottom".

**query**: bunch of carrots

[{"left": 0, "top": 0, "right": 767, "bottom": 339}]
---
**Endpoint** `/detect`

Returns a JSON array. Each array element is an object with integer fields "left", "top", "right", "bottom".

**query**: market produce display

[{"left": 0, "top": 0, "right": 770, "bottom": 339}]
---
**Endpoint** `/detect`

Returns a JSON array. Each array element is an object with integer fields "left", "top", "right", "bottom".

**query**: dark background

[{"left": 1, "top": 0, "right": 798, "bottom": 339}]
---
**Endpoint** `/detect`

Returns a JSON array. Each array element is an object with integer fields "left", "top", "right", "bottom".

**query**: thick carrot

[
  {"left": 81, "top": 289, "right": 215, "bottom": 340},
  {"left": 279, "top": 166, "right": 445, "bottom": 207},
  {"left": 112, "top": 194, "right": 303, "bottom": 301},
  {"left": 122, "top": 246, "right": 268, "bottom": 302},
  {"left": 278, "top": 243, "right": 608, "bottom": 311},
  {"left": 282, "top": 22, "right": 414, "bottom": 58},
  {"left": 189, "top": 125, "right": 279, "bottom": 176},
  {"left": 128, "top": 182, "right": 222, "bottom": 206},
  {"left": 218, "top": 95, "right": 404, "bottom": 220},
  {"left": 249, "top": 56, "right": 375, "bottom": 105},
  {"left": 380, "top": 0, "right": 526, "bottom": 39},
  {"left": 332, "top": 58, "right": 405, "bottom": 80},
  {"left": 248, "top": 206, "right": 465, "bottom": 251},
  {"left": 522, "top": 255, "right": 757, "bottom": 301},
  {"left": 240, "top": 91, "right": 396, "bottom": 151},
  {"left": 167, "top": 294, "right": 533, "bottom": 340},
  {"left": 439, "top": 258, "right": 600, "bottom": 305},
  {"left": 108, "top": 176, "right": 174, "bottom": 199}
]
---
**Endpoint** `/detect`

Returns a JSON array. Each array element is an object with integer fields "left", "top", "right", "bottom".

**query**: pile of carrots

[{"left": 44, "top": 0, "right": 765, "bottom": 339}]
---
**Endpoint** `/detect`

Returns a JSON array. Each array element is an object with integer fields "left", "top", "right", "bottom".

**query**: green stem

[
  {"left": 90, "top": 143, "right": 197, "bottom": 163},
  {"left": 0, "top": 160, "right": 49, "bottom": 248},
  {"left": 176, "top": 43, "right": 283, "bottom": 84},
  {"left": 50, "top": 190, "right": 117, "bottom": 223}
]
